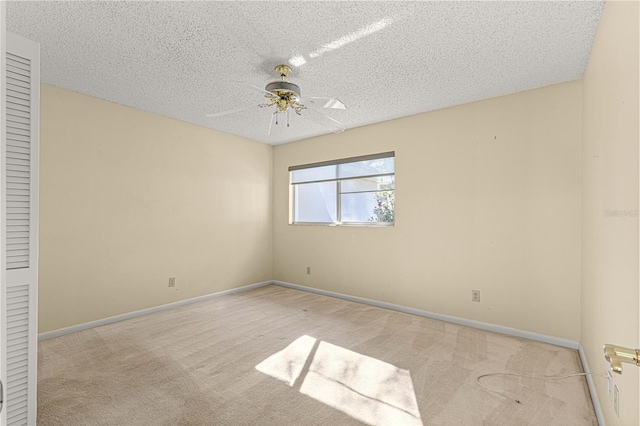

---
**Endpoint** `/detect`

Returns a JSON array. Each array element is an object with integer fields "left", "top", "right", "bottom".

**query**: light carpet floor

[{"left": 37, "top": 285, "right": 597, "bottom": 425}]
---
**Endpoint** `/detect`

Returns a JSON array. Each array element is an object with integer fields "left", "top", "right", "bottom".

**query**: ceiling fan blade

[
  {"left": 309, "top": 97, "right": 347, "bottom": 110},
  {"left": 230, "top": 81, "right": 278, "bottom": 100},
  {"left": 303, "top": 108, "right": 345, "bottom": 134},
  {"left": 206, "top": 104, "right": 257, "bottom": 118},
  {"left": 208, "top": 80, "right": 279, "bottom": 119}
]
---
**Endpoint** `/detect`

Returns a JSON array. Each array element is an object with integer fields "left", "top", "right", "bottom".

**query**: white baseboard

[
  {"left": 276, "top": 279, "right": 605, "bottom": 422},
  {"left": 273, "top": 281, "right": 606, "bottom": 419},
  {"left": 41, "top": 278, "right": 583, "bottom": 351},
  {"left": 40, "top": 278, "right": 602, "bottom": 422},
  {"left": 38, "top": 279, "right": 581, "bottom": 349},
  {"left": 272, "top": 280, "right": 580, "bottom": 350},
  {"left": 38, "top": 280, "right": 272, "bottom": 340},
  {"left": 579, "top": 344, "right": 605, "bottom": 426}
]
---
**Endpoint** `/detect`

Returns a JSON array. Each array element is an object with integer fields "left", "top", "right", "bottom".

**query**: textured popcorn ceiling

[{"left": 7, "top": 1, "right": 604, "bottom": 145}]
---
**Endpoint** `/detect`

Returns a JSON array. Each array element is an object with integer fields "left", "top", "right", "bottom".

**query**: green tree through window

[{"left": 370, "top": 183, "right": 395, "bottom": 223}]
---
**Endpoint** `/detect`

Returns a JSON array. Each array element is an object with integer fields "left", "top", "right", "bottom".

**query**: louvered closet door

[{"left": 1, "top": 32, "right": 39, "bottom": 426}]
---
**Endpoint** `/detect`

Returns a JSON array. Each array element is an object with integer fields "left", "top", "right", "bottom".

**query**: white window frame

[{"left": 289, "top": 151, "right": 395, "bottom": 227}]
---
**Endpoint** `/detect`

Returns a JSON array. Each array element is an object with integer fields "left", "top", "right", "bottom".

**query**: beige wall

[
  {"left": 581, "top": 1, "right": 639, "bottom": 424},
  {"left": 39, "top": 85, "right": 273, "bottom": 333},
  {"left": 273, "top": 81, "right": 582, "bottom": 341}
]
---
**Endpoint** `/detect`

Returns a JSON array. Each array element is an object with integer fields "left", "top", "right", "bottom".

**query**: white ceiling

[{"left": 7, "top": 1, "right": 604, "bottom": 145}]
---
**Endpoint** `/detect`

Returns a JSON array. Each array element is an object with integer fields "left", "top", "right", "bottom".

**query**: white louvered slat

[
  {"left": 5, "top": 284, "right": 31, "bottom": 425},
  {"left": 7, "top": 101, "right": 29, "bottom": 114},
  {"left": 6, "top": 73, "right": 29, "bottom": 85},
  {"left": 7, "top": 164, "right": 28, "bottom": 175},
  {"left": 6, "top": 319, "right": 28, "bottom": 331},
  {"left": 7, "top": 108, "right": 29, "bottom": 120},
  {"left": 6, "top": 69, "right": 29, "bottom": 83},
  {"left": 6, "top": 99, "right": 30, "bottom": 112},
  {"left": 7, "top": 135, "right": 29, "bottom": 147},
  {"left": 6, "top": 51, "right": 31, "bottom": 270},
  {"left": 6, "top": 121, "right": 29, "bottom": 133},
  {"left": 6, "top": 342, "right": 28, "bottom": 358},
  {"left": 6, "top": 64, "right": 29, "bottom": 78},
  {"left": 6, "top": 54, "right": 29, "bottom": 67},
  {"left": 7, "top": 51, "right": 30, "bottom": 64},
  {"left": 6, "top": 132, "right": 29, "bottom": 145},
  {"left": 6, "top": 81, "right": 29, "bottom": 93},
  {"left": 6, "top": 79, "right": 29, "bottom": 93},
  {"left": 6, "top": 90, "right": 29, "bottom": 104},
  {"left": 6, "top": 239, "right": 29, "bottom": 248},
  {"left": 6, "top": 57, "right": 29, "bottom": 70}
]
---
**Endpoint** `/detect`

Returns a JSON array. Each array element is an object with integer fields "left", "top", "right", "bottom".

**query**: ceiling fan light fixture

[
  {"left": 264, "top": 80, "right": 302, "bottom": 99},
  {"left": 207, "top": 64, "right": 345, "bottom": 135},
  {"left": 261, "top": 65, "right": 306, "bottom": 114}
]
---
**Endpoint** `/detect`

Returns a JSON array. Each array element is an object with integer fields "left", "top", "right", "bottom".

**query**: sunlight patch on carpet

[
  {"left": 256, "top": 335, "right": 423, "bottom": 426},
  {"left": 255, "top": 335, "right": 317, "bottom": 386}
]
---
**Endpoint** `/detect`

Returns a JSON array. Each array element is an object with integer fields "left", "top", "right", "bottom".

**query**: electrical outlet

[
  {"left": 614, "top": 384, "right": 619, "bottom": 417},
  {"left": 168, "top": 277, "right": 176, "bottom": 288},
  {"left": 472, "top": 290, "right": 481, "bottom": 302},
  {"left": 306, "top": 266, "right": 311, "bottom": 275}
]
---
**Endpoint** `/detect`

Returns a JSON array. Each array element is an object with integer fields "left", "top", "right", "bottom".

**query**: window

[{"left": 290, "top": 152, "right": 395, "bottom": 226}]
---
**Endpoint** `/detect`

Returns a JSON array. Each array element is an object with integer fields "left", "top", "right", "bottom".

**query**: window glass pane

[
  {"left": 337, "top": 157, "right": 394, "bottom": 180},
  {"left": 294, "top": 182, "right": 337, "bottom": 223},
  {"left": 341, "top": 190, "right": 395, "bottom": 223},
  {"left": 291, "top": 165, "right": 337, "bottom": 184},
  {"left": 341, "top": 176, "right": 395, "bottom": 193},
  {"left": 290, "top": 153, "right": 395, "bottom": 226}
]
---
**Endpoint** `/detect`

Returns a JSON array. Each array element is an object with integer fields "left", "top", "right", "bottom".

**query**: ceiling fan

[{"left": 207, "top": 65, "right": 347, "bottom": 135}]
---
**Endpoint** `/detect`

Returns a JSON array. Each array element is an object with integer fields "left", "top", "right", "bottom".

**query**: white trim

[
  {"left": 38, "top": 281, "right": 272, "bottom": 340},
  {"left": 0, "top": 5, "right": 7, "bottom": 425},
  {"left": 579, "top": 343, "right": 605, "bottom": 426},
  {"left": 272, "top": 280, "right": 580, "bottom": 350},
  {"left": 40, "top": 278, "right": 583, "bottom": 353}
]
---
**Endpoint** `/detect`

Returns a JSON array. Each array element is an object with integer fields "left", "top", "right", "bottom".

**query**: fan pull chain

[{"left": 287, "top": 109, "right": 290, "bottom": 127}]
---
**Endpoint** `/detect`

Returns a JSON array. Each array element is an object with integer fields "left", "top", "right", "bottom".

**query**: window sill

[{"left": 290, "top": 222, "right": 394, "bottom": 227}]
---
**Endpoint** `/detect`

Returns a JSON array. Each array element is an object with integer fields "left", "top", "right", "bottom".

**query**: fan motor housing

[{"left": 265, "top": 81, "right": 301, "bottom": 99}]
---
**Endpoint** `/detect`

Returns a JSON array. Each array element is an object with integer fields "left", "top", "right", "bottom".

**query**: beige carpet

[{"left": 37, "top": 285, "right": 597, "bottom": 425}]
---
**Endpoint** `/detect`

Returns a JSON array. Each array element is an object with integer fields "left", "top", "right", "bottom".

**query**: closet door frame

[{"left": 1, "top": 29, "right": 39, "bottom": 426}]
